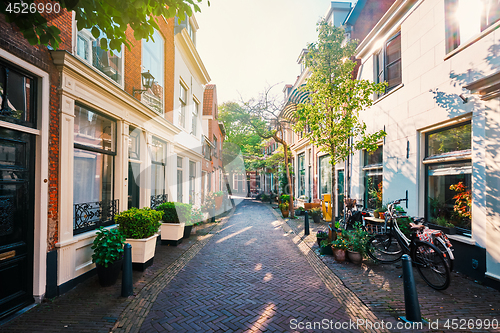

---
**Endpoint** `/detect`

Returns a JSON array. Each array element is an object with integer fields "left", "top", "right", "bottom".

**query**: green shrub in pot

[
  {"left": 91, "top": 227, "right": 125, "bottom": 268},
  {"left": 156, "top": 202, "right": 192, "bottom": 224},
  {"left": 116, "top": 207, "right": 162, "bottom": 239}
]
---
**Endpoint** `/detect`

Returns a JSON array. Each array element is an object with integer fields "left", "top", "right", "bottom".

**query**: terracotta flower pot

[
  {"left": 347, "top": 250, "right": 363, "bottom": 264},
  {"left": 332, "top": 247, "right": 346, "bottom": 262},
  {"left": 373, "top": 211, "right": 380, "bottom": 218},
  {"left": 282, "top": 210, "right": 289, "bottom": 218}
]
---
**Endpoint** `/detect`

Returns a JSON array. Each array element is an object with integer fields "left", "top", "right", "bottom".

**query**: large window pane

[
  {"left": 74, "top": 105, "right": 116, "bottom": 152},
  {"left": 142, "top": 30, "right": 164, "bottom": 114},
  {"left": 189, "top": 161, "right": 195, "bottom": 204},
  {"left": 364, "top": 146, "right": 383, "bottom": 166},
  {"left": 427, "top": 162, "right": 472, "bottom": 232},
  {"left": 319, "top": 155, "right": 331, "bottom": 196},
  {"left": 76, "top": 29, "right": 123, "bottom": 84},
  {"left": 0, "top": 64, "right": 36, "bottom": 128},
  {"left": 385, "top": 33, "right": 401, "bottom": 89},
  {"left": 73, "top": 149, "right": 113, "bottom": 204},
  {"left": 298, "top": 153, "right": 305, "bottom": 196},
  {"left": 427, "top": 122, "right": 471, "bottom": 157}
]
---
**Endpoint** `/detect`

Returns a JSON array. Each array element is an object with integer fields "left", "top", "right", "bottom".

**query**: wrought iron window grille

[
  {"left": 73, "top": 199, "right": 119, "bottom": 235},
  {"left": 150, "top": 194, "right": 168, "bottom": 209}
]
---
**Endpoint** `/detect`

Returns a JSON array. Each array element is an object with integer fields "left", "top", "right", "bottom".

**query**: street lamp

[{"left": 133, "top": 70, "right": 155, "bottom": 95}]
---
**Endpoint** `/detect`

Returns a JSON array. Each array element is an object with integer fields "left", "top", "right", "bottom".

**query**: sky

[{"left": 195, "top": 0, "right": 354, "bottom": 104}]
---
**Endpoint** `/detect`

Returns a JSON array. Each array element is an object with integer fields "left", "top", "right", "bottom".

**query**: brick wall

[
  {"left": 0, "top": 10, "right": 72, "bottom": 250},
  {"left": 124, "top": 16, "right": 175, "bottom": 123}
]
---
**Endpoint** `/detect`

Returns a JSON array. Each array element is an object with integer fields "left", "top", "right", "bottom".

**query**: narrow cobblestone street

[{"left": 138, "top": 198, "right": 373, "bottom": 332}]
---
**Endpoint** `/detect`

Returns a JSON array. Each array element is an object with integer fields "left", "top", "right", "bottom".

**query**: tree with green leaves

[
  {"left": 233, "top": 85, "right": 296, "bottom": 218},
  {"left": 1, "top": 0, "right": 206, "bottom": 51},
  {"left": 294, "top": 21, "right": 386, "bottom": 219}
]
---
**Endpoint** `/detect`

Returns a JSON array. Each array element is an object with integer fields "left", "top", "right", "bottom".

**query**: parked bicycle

[{"left": 366, "top": 198, "right": 451, "bottom": 290}]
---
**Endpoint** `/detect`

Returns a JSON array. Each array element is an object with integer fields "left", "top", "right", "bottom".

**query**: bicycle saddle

[{"left": 409, "top": 223, "right": 426, "bottom": 230}]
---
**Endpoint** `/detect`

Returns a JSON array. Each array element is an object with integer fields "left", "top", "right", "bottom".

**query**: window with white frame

[
  {"left": 363, "top": 146, "right": 383, "bottom": 210},
  {"left": 150, "top": 137, "right": 166, "bottom": 201},
  {"left": 319, "top": 155, "right": 331, "bottom": 197},
  {"left": 374, "top": 31, "right": 401, "bottom": 98},
  {"left": 142, "top": 30, "right": 164, "bottom": 114},
  {"left": 298, "top": 153, "right": 305, "bottom": 197},
  {"left": 76, "top": 28, "right": 123, "bottom": 85},
  {"left": 179, "top": 83, "right": 187, "bottom": 128},
  {"left": 191, "top": 99, "right": 199, "bottom": 136},
  {"left": 425, "top": 122, "right": 472, "bottom": 235},
  {"left": 445, "top": 0, "right": 500, "bottom": 53},
  {"left": 189, "top": 161, "right": 196, "bottom": 204},
  {"left": 177, "top": 156, "right": 183, "bottom": 202}
]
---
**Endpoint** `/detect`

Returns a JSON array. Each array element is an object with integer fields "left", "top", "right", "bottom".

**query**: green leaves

[
  {"left": 116, "top": 207, "right": 162, "bottom": 239},
  {"left": 2, "top": 0, "right": 207, "bottom": 53},
  {"left": 91, "top": 227, "right": 125, "bottom": 268}
]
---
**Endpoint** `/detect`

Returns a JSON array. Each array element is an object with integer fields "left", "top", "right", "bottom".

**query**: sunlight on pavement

[
  {"left": 263, "top": 272, "right": 273, "bottom": 282},
  {"left": 249, "top": 303, "right": 276, "bottom": 331},
  {"left": 255, "top": 263, "right": 262, "bottom": 271},
  {"left": 216, "top": 226, "right": 253, "bottom": 243},
  {"left": 271, "top": 220, "right": 282, "bottom": 227},
  {"left": 216, "top": 224, "right": 235, "bottom": 234},
  {"left": 245, "top": 238, "right": 258, "bottom": 245}
]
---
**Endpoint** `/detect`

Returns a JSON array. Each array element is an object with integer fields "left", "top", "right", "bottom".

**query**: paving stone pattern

[
  {"left": 139, "top": 199, "right": 381, "bottom": 333},
  {"left": 285, "top": 207, "right": 500, "bottom": 333}
]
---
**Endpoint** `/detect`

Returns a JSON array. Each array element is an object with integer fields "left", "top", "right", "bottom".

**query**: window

[
  {"left": 187, "top": 18, "right": 196, "bottom": 46},
  {"left": 128, "top": 127, "right": 141, "bottom": 209},
  {"left": 213, "top": 136, "right": 218, "bottom": 157},
  {"left": 76, "top": 28, "right": 123, "bottom": 85},
  {"left": 192, "top": 99, "right": 199, "bottom": 136},
  {"left": 445, "top": 0, "right": 500, "bottom": 53},
  {"left": 73, "top": 105, "right": 116, "bottom": 233},
  {"left": 298, "top": 153, "right": 305, "bottom": 196},
  {"left": 319, "top": 155, "right": 331, "bottom": 197},
  {"left": 142, "top": 30, "right": 164, "bottom": 114},
  {"left": 150, "top": 137, "right": 166, "bottom": 204},
  {"left": 363, "top": 146, "right": 383, "bottom": 209},
  {"left": 179, "top": 83, "right": 187, "bottom": 127},
  {"left": 177, "top": 157, "right": 183, "bottom": 202},
  {"left": 0, "top": 62, "right": 37, "bottom": 128},
  {"left": 374, "top": 32, "right": 401, "bottom": 98},
  {"left": 189, "top": 161, "right": 196, "bottom": 204},
  {"left": 425, "top": 122, "right": 472, "bottom": 235}
]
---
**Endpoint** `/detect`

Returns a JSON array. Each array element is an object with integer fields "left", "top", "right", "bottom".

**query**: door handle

[{"left": 0, "top": 250, "right": 15, "bottom": 261}]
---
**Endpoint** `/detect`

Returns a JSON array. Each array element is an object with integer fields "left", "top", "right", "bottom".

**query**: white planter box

[
  {"left": 126, "top": 234, "right": 158, "bottom": 263},
  {"left": 160, "top": 222, "right": 185, "bottom": 241}
]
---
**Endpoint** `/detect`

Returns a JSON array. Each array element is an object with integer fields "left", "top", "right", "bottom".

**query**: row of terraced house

[
  {"left": 0, "top": 10, "right": 226, "bottom": 319},
  {"left": 278, "top": 0, "right": 500, "bottom": 289}
]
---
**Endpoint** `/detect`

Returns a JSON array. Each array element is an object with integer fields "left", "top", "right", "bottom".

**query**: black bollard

[
  {"left": 121, "top": 243, "right": 133, "bottom": 297},
  {"left": 399, "top": 254, "right": 423, "bottom": 323},
  {"left": 304, "top": 211, "right": 310, "bottom": 236}
]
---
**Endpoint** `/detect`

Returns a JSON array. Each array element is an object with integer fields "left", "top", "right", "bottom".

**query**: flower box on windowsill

[
  {"left": 160, "top": 222, "right": 185, "bottom": 246},
  {"left": 126, "top": 233, "right": 158, "bottom": 271},
  {"left": 427, "top": 223, "right": 456, "bottom": 235}
]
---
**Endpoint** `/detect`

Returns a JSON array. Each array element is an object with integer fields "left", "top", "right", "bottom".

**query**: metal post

[
  {"left": 399, "top": 254, "right": 423, "bottom": 323},
  {"left": 121, "top": 243, "right": 133, "bottom": 297},
  {"left": 304, "top": 211, "right": 310, "bottom": 236}
]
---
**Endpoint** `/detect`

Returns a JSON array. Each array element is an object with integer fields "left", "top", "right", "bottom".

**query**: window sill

[
  {"left": 373, "top": 83, "right": 404, "bottom": 105},
  {"left": 444, "top": 20, "right": 500, "bottom": 61},
  {"left": 447, "top": 233, "right": 475, "bottom": 245}
]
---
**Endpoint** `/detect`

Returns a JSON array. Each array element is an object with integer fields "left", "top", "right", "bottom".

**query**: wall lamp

[
  {"left": 133, "top": 71, "right": 155, "bottom": 95},
  {"left": 459, "top": 93, "right": 469, "bottom": 104}
]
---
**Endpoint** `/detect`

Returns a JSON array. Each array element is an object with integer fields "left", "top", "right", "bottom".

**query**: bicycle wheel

[
  {"left": 433, "top": 237, "right": 454, "bottom": 271},
  {"left": 366, "top": 234, "right": 403, "bottom": 263},
  {"left": 412, "top": 241, "right": 450, "bottom": 290}
]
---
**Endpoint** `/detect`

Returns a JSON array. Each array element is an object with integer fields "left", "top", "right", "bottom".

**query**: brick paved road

[{"left": 139, "top": 199, "right": 372, "bottom": 332}]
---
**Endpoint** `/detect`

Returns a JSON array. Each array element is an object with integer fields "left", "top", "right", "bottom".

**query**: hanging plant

[{"left": 449, "top": 182, "right": 471, "bottom": 220}]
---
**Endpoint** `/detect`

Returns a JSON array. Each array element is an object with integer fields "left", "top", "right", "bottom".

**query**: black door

[{"left": 0, "top": 127, "right": 35, "bottom": 319}]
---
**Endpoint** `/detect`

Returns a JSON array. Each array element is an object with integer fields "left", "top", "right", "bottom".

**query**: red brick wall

[
  {"left": 124, "top": 17, "right": 175, "bottom": 123},
  {"left": 0, "top": 10, "right": 72, "bottom": 250}
]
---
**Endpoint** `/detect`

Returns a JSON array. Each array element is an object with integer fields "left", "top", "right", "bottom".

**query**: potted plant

[
  {"left": 310, "top": 207, "right": 322, "bottom": 223},
  {"left": 345, "top": 224, "right": 369, "bottom": 264},
  {"left": 295, "top": 206, "right": 305, "bottom": 216},
  {"left": 116, "top": 207, "right": 162, "bottom": 271},
  {"left": 156, "top": 202, "right": 192, "bottom": 244},
  {"left": 190, "top": 207, "right": 204, "bottom": 235},
  {"left": 331, "top": 234, "right": 348, "bottom": 262},
  {"left": 316, "top": 230, "right": 328, "bottom": 247},
  {"left": 320, "top": 239, "right": 333, "bottom": 255},
  {"left": 91, "top": 227, "right": 125, "bottom": 287},
  {"left": 279, "top": 201, "right": 289, "bottom": 218},
  {"left": 428, "top": 216, "right": 457, "bottom": 235}
]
